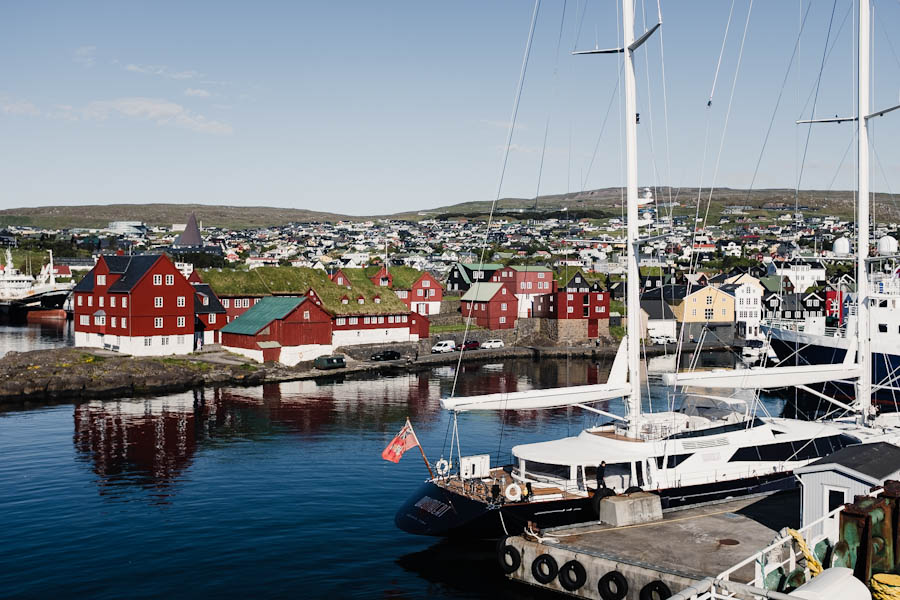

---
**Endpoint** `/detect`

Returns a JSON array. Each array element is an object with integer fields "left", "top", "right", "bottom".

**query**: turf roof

[
  {"left": 199, "top": 266, "right": 408, "bottom": 315},
  {"left": 362, "top": 265, "right": 425, "bottom": 290}
]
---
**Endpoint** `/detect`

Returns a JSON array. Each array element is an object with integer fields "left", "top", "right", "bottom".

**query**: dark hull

[
  {"left": 395, "top": 472, "right": 795, "bottom": 539},
  {"left": 768, "top": 338, "right": 900, "bottom": 408}
]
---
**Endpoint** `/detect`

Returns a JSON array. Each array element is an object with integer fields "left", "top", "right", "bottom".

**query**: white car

[
  {"left": 431, "top": 340, "right": 457, "bottom": 354},
  {"left": 481, "top": 339, "right": 505, "bottom": 349},
  {"left": 650, "top": 335, "right": 676, "bottom": 345}
]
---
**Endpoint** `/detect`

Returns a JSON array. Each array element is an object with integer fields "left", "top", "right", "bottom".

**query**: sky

[{"left": 2, "top": 1, "right": 900, "bottom": 216}]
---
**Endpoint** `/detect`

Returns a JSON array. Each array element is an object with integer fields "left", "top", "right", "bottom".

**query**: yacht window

[
  {"left": 524, "top": 461, "right": 570, "bottom": 480},
  {"left": 655, "top": 453, "right": 693, "bottom": 469},
  {"left": 666, "top": 418, "right": 765, "bottom": 440},
  {"left": 879, "top": 324, "right": 888, "bottom": 333}
]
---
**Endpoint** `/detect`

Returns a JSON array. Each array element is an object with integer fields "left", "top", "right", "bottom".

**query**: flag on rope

[{"left": 382, "top": 418, "right": 420, "bottom": 463}]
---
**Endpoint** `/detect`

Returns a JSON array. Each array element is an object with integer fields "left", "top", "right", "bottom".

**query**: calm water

[
  {"left": 0, "top": 319, "right": 73, "bottom": 356},
  {"left": 0, "top": 350, "right": 785, "bottom": 599}
]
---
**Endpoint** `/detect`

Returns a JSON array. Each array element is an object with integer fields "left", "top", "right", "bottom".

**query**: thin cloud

[
  {"left": 83, "top": 97, "right": 232, "bottom": 134},
  {"left": 124, "top": 63, "right": 200, "bottom": 80},
  {"left": 73, "top": 45, "right": 96, "bottom": 68},
  {"left": 184, "top": 88, "right": 211, "bottom": 98},
  {"left": 0, "top": 96, "right": 41, "bottom": 116}
]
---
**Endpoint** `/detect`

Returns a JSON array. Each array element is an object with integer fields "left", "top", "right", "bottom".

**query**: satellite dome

[
  {"left": 833, "top": 237, "right": 851, "bottom": 256},
  {"left": 878, "top": 235, "right": 898, "bottom": 256}
]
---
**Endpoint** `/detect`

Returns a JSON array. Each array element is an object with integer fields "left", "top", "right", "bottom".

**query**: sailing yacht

[{"left": 396, "top": 0, "right": 900, "bottom": 539}]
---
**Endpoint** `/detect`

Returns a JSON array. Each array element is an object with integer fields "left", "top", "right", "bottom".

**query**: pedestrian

[{"left": 596, "top": 461, "right": 607, "bottom": 490}]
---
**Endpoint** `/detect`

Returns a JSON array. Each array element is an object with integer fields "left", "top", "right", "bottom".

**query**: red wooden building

[
  {"left": 459, "top": 282, "right": 517, "bottom": 330},
  {"left": 490, "top": 265, "right": 555, "bottom": 317},
  {"left": 74, "top": 254, "right": 204, "bottom": 355},
  {"left": 532, "top": 271, "right": 610, "bottom": 338}
]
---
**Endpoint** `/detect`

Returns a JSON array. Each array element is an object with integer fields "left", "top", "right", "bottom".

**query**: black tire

[
  {"left": 531, "top": 554, "right": 558, "bottom": 584},
  {"left": 591, "top": 488, "right": 615, "bottom": 515},
  {"left": 640, "top": 580, "right": 672, "bottom": 600},
  {"left": 496, "top": 537, "right": 521, "bottom": 575},
  {"left": 558, "top": 560, "right": 587, "bottom": 591},
  {"left": 625, "top": 486, "right": 643, "bottom": 494},
  {"left": 598, "top": 571, "right": 629, "bottom": 600}
]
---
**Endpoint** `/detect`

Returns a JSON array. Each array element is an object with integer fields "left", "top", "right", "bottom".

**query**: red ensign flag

[{"left": 382, "top": 419, "right": 420, "bottom": 463}]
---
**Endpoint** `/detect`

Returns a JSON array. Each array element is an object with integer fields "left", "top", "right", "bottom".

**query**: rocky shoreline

[{"left": 0, "top": 342, "right": 724, "bottom": 409}]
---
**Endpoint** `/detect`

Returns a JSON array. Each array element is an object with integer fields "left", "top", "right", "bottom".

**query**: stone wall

[{"left": 556, "top": 319, "right": 588, "bottom": 344}]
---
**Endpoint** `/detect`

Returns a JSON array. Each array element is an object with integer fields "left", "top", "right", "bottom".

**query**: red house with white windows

[
  {"left": 192, "top": 283, "right": 227, "bottom": 346},
  {"left": 460, "top": 282, "right": 517, "bottom": 330},
  {"left": 73, "top": 254, "right": 203, "bottom": 355},
  {"left": 490, "top": 265, "right": 556, "bottom": 317},
  {"left": 532, "top": 271, "right": 610, "bottom": 338},
  {"left": 217, "top": 294, "right": 265, "bottom": 323},
  {"left": 394, "top": 272, "right": 443, "bottom": 316}
]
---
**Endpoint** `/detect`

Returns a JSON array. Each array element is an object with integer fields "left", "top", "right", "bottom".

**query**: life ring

[
  {"left": 496, "top": 537, "right": 521, "bottom": 574},
  {"left": 639, "top": 580, "right": 672, "bottom": 600},
  {"left": 505, "top": 482, "right": 523, "bottom": 502},
  {"left": 435, "top": 459, "right": 451, "bottom": 477},
  {"left": 598, "top": 571, "right": 629, "bottom": 600},
  {"left": 558, "top": 559, "right": 587, "bottom": 591},
  {"left": 531, "top": 554, "right": 558, "bottom": 584}
]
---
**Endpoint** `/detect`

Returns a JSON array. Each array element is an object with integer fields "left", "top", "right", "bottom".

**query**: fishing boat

[
  {"left": 0, "top": 250, "right": 73, "bottom": 311},
  {"left": 395, "top": 0, "right": 900, "bottom": 539}
]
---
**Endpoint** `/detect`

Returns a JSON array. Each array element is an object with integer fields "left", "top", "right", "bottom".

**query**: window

[
  {"left": 144, "top": 337, "right": 152, "bottom": 346},
  {"left": 111, "top": 317, "right": 116, "bottom": 328},
  {"left": 501, "top": 303, "right": 507, "bottom": 311},
  {"left": 97, "top": 274, "right": 106, "bottom": 286},
  {"left": 499, "top": 316, "right": 506, "bottom": 324},
  {"left": 692, "top": 309, "right": 697, "bottom": 316},
  {"left": 94, "top": 315, "right": 105, "bottom": 326},
  {"left": 879, "top": 323, "right": 888, "bottom": 333},
  {"left": 154, "top": 317, "right": 163, "bottom": 329},
  {"left": 363, "top": 317, "right": 370, "bottom": 324},
  {"left": 177, "top": 336, "right": 185, "bottom": 345},
  {"left": 303, "top": 311, "right": 310, "bottom": 320},
  {"left": 388, "top": 316, "right": 394, "bottom": 323},
  {"left": 378, "top": 317, "right": 384, "bottom": 324},
  {"left": 704, "top": 308, "right": 714, "bottom": 320},
  {"left": 358, "top": 297, "right": 364, "bottom": 304},
  {"left": 721, "top": 308, "right": 726, "bottom": 316},
  {"left": 827, "top": 488, "right": 848, "bottom": 513},
  {"left": 77, "top": 295, "right": 83, "bottom": 306},
  {"left": 177, "top": 316, "right": 186, "bottom": 328},
  {"left": 99, "top": 296, "right": 104, "bottom": 307},
  {"left": 223, "top": 299, "right": 230, "bottom": 308},
  {"left": 538, "top": 272, "right": 545, "bottom": 279},
  {"left": 398, "top": 291, "right": 407, "bottom": 299},
  {"left": 706, "top": 296, "right": 713, "bottom": 305},
  {"left": 422, "top": 280, "right": 430, "bottom": 288},
  {"left": 402, "top": 315, "right": 408, "bottom": 323},
  {"left": 208, "top": 314, "right": 215, "bottom": 324},
  {"left": 177, "top": 296, "right": 186, "bottom": 307},
  {"left": 123, "top": 297, "right": 127, "bottom": 308},
  {"left": 88, "top": 296, "right": 92, "bottom": 307},
  {"left": 336, "top": 317, "right": 346, "bottom": 326},
  {"left": 121, "top": 318, "right": 127, "bottom": 329},
  {"left": 153, "top": 274, "right": 162, "bottom": 285},
  {"left": 110, "top": 296, "right": 116, "bottom": 308},
  {"left": 567, "top": 306, "right": 574, "bottom": 313},
  {"left": 79, "top": 315, "right": 89, "bottom": 326},
  {"left": 161, "top": 336, "right": 169, "bottom": 346},
  {"left": 568, "top": 294, "right": 574, "bottom": 301},
  {"left": 165, "top": 274, "right": 174, "bottom": 285},
  {"left": 520, "top": 282, "right": 526, "bottom": 290},
  {"left": 374, "top": 297, "right": 381, "bottom": 304},
  {"left": 349, "top": 317, "right": 358, "bottom": 325},
  {"left": 417, "top": 289, "right": 424, "bottom": 297}
]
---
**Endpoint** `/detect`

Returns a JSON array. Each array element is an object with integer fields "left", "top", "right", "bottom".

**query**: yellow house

[{"left": 671, "top": 286, "right": 735, "bottom": 323}]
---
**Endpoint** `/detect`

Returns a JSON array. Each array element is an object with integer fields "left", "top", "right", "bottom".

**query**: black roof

[
  {"left": 193, "top": 283, "right": 226, "bottom": 314},
  {"left": 641, "top": 299, "right": 675, "bottom": 320},
  {"left": 642, "top": 285, "right": 688, "bottom": 302},
  {"left": 73, "top": 255, "right": 164, "bottom": 293},
  {"left": 805, "top": 442, "right": 900, "bottom": 481}
]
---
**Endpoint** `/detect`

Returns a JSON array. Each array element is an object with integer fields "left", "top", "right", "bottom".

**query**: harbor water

[{"left": 0, "top": 323, "right": 785, "bottom": 598}]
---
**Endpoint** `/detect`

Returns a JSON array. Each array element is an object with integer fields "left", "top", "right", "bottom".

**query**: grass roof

[
  {"left": 199, "top": 266, "right": 408, "bottom": 315},
  {"left": 363, "top": 265, "right": 424, "bottom": 290}
]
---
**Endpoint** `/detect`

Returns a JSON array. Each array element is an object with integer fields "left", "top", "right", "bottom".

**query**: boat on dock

[{"left": 0, "top": 250, "right": 73, "bottom": 314}]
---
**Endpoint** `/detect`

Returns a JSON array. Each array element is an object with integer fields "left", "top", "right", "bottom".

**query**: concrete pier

[{"left": 500, "top": 491, "right": 798, "bottom": 599}]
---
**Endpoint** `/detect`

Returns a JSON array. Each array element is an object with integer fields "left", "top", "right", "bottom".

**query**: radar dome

[
  {"left": 878, "top": 235, "right": 898, "bottom": 256},
  {"left": 833, "top": 237, "right": 851, "bottom": 256}
]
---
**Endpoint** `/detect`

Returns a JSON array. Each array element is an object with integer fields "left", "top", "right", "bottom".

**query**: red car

[{"left": 459, "top": 340, "right": 480, "bottom": 351}]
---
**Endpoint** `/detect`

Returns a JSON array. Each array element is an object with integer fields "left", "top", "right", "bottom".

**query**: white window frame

[
  {"left": 177, "top": 316, "right": 186, "bottom": 328},
  {"left": 153, "top": 274, "right": 162, "bottom": 285},
  {"left": 165, "top": 274, "right": 174, "bottom": 286},
  {"left": 96, "top": 274, "right": 106, "bottom": 286},
  {"left": 154, "top": 317, "right": 163, "bottom": 329},
  {"left": 208, "top": 314, "right": 215, "bottom": 324},
  {"left": 155, "top": 297, "right": 163, "bottom": 308},
  {"left": 177, "top": 296, "right": 186, "bottom": 307}
]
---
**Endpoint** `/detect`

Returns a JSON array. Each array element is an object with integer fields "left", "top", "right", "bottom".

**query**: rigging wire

[{"left": 708, "top": 0, "right": 738, "bottom": 107}]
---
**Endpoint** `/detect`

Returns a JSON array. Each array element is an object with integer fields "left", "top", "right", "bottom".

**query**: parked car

[
  {"left": 650, "top": 335, "right": 676, "bottom": 345},
  {"left": 459, "top": 340, "right": 480, "bottom": 351},
  {"left": 431, "top": 340, "right": 457, "bottom": 354},
  {"left": 481, "top": 339, "right": 505, "bottom": 349},
  {"left": 313, "top": 354, "right": 346, "bottom": 370},
  {"left": 370, "top": 350, "right": 402, "bottom": 361}
]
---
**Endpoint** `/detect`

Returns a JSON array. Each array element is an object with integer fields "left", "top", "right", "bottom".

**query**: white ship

[{"left": 0, "top": 250, "right": 74, "bottom": 309}]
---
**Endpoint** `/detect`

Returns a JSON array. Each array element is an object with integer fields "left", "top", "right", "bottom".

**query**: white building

[{"left": 775, "top": 260, "right": 826, "bottom": 292}]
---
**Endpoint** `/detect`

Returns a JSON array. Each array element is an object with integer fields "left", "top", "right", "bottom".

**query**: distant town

[{"left": 2, "top": 188, "right": 889, "bottom": 368}]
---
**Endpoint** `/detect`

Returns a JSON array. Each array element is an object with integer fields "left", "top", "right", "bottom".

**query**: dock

[{"left": 502, "top": 491, "right": 798, "bottom": 599}]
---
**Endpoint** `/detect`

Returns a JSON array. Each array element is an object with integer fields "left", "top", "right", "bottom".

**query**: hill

[
  {"left": 0, "top": 204, "right": 359, "bottom": 230},
  {"left": 2, "top": 188, "right": 897, "bottom": 230}
]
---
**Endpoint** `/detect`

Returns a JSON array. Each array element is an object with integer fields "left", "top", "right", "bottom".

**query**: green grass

[
  {"left": 443, "top": 295, "right": 461, "bottom": 302},
  {"left": 610, "top": 300, "right": 625, "bottom": 314},
  {"left": 609, "top": 325, "right": 625, "bottom": 340},
  {"left": 430, "top": 323, "right": 483, "bottom": 333},
  {"left": 362, "top": 265, "right": 424, "bottom": 290},
  {"left": 199, "top": 266, "right": 408, "bottom": 315}
]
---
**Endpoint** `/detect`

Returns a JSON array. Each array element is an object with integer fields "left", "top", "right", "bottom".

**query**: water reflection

[{"left": 0, "top": 318, "right": 73, "bottom": 356}]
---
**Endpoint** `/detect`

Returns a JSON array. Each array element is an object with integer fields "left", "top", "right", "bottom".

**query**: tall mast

[
  {"left": 857, "top": 0, "right": 872, "bottom": 422},
  {"left": 622, "top": 0, "right": 642, "bottom": 437}
]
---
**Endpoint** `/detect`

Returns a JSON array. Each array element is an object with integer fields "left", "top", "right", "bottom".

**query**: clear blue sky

[{"left": 2, "top": 1, "right": 900, "bottom": 216}]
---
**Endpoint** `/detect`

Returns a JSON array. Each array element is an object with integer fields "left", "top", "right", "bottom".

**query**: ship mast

[
  {"left": 621, "top": 0, "right": 642, "bottom": 438},
  {"left": 856, "top": 0, "right": 872, "bottom": 423},
  {"left": 573, "top": 0, "right": 658, "bottom": 438}
]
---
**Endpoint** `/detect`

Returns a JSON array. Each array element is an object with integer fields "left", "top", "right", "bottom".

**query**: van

[
  {"left": 431, "top": 340, "right": 457, "bottom": 354},
  {"left": 313, "top": 355, "right": 346, "bottom": 370}
]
